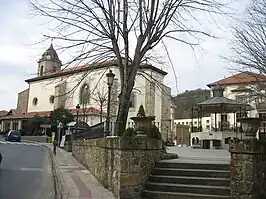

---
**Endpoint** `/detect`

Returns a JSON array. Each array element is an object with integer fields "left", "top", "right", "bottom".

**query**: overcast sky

[{"left": 0, "top": 0, "right": 250, "bottom": 110}]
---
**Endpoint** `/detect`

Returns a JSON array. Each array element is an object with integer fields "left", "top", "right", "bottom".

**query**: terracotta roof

[
  {"left": 207, "top": 71, "right": 266, "bottom": 87},
  {"left": 25, "top": 59, "right": 167, "bottom": 83},
  {"left": 0, "top": 110, "right": 8, "bottom": 117},
  {"left": 69, "top": 107, "right": 106, "bottom": 116},
  {"left": 0, "top": 111, "right": 52, "bottom": 120},
  {"left": 0, "top": 107, "right": 105, "bottom": 120}
]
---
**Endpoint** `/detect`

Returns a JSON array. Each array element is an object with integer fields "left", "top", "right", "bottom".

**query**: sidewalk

[{"left": 43, "top": 144, "right": 116, "bottom": 199}]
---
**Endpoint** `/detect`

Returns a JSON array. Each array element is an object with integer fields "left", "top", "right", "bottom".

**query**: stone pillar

[
  {"left": 144, "top": 79, "right": 155, "bottom": 116},
  {"left": 10, "top": 121, "right": 13, "bottom": 130},
  {"left": 229, "top": 139, "right": 266, "bottom": 199},
  {"left": 0, "top": 120, "right": 4, "bottom": 131},
  {"left": 161, "top": 85, "right": 171, "bottom": 141},
  {"left": 210, "top": 140, "right": 214, "bottom": 149},
  {"left": 18, "top": 120, "right": 22, "bottom": 130}
]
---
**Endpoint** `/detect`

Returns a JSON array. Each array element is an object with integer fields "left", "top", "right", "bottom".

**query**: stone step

[
  {"left": 145, "top": 182, "right": 230, "bottom": 196},
  {"left": 142, "top": 190, "right": 231, "bottom": 199},
  {"left": 156, "top": 161, "right": 230, "bottom": 171},
  {"left": 149, "top": 175, "right": 230, "bottom": 186},
  {"left": 151, "top": 168, "right": 230, "bottom": 178}
]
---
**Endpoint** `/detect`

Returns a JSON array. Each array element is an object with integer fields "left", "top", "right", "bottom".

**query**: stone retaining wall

[
  {"left": 229, "top": 139, "right": 266, "bottom": 199},
  {"left": 22, "top": 136, "right": 48, "bottom": 143},
  {"left": 72, "top": 137, "right": 163, "bottom": 199}
]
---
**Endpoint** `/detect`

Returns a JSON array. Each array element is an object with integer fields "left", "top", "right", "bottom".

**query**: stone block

[
  {"left": 120, "top": 158, "right": 130, "bottom": 172},
  {"left": 230, "top": 139, "right": 266, "bottom": 199},
  {"left": 120, "top": 173, "right": 141, "bottom": 187},
  {"left": 229, "top": 139, "right": 266, "bottom": 154},
  {"left": 119, "top": 186, "right": 141, "bottom": 199}
]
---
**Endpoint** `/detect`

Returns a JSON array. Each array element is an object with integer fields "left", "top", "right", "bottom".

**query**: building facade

[
  {"left": 174, "top": 71, "right": 266, "bottom": 149},
  {"left": 0, "top": 44, "right": 175, "bottom": 139}
]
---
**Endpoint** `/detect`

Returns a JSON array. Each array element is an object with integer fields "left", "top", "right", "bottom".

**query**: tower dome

[
  {"left": 37, "top": 44, "right": 62, "bottom": 76},
  {"left": 41, "top": 43, "right": 60, "bottom": 61}
]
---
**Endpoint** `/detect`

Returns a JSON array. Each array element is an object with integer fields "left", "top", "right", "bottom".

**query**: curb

[
  {"left": 21, "top": 139, "right": 44, "bottom": 144},
  {"left": 41, "top": 144, "right": 69, "bottom": 199}
]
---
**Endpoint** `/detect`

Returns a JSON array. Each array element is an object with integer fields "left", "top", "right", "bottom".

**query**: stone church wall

[
  {"left": 54, "top": 80, "right": 67, "bottom": 109},
  {"left": 144, "top": 79, "right": 155, "bottom": 116},
  {"left": 16, "top": 88, "right": 29, "bottom": 114},
  {"left": 161, "top": 85, "right": 172, "bottom": 141}
]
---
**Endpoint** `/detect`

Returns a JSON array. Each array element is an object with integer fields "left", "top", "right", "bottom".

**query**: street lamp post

[
  {"left": 74, "top": 104, "right": 80, "bottom": 143},
  {"left": 105, "top": 69, "right": 115, "bottom": 137}
]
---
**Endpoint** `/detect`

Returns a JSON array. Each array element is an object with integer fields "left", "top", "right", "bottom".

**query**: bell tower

[{"left": 37, "top": 43, "right": 62, "bottom": 76}]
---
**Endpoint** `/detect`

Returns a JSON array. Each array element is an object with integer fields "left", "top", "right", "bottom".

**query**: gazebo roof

[{"left": 195, "top": 96, "right": 252, "bottom": 113}]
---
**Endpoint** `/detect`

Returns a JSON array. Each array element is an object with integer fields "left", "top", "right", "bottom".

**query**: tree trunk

[
  {"left": 114, "top": 63, "right": 139, "bottom": 135},
  {"left": 100, "top": 104, "right": 103, "bottom": 123},
  {"left": 114, "top": 85, "right": 133, "bottom": 136}
]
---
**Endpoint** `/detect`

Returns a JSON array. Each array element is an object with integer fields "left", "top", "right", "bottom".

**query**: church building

[{"left": 0, "top": 44, "right": 175, "bottom": 139}]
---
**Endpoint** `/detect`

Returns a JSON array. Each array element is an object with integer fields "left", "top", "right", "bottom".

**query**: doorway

[{"left": 203, "top": 140, "right": 210, "bottom": 149}]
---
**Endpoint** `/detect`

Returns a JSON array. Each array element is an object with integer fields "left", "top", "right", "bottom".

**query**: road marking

[
  {"left": 0, "top": 140, "right": 39, "bottom": 146},
  {"left": 20, "top": 168, "right": 44, "bottom": 171}
]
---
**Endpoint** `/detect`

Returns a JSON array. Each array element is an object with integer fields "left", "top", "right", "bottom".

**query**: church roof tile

[
  {"left": 25, "top": 59, "right": 167, "bottom": 83},
  {"left": 207, "top": 71, "right": 266, "bottom": 87}
]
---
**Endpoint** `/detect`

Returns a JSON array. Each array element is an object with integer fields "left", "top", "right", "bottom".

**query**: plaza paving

[{"left": 166, "top": 146, "right": 230, "bottom": 164}]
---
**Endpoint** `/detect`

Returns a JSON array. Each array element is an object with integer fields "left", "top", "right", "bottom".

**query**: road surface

[{"left": 0, "top": 141, "right": 55, "bottom": 199}]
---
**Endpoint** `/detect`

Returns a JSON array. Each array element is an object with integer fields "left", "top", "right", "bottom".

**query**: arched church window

[
  {"left": 40, "top": 66, "right": 44, "bottom": 76},
  {"left": 33, "top": 97, "right": 38, "bottom": 106},
  {"left": 79, "top": 84, "right": 90, "bottom": 105},
  {"left": 192, "top": 137, "right": 195, "bottom": 145},
  {"left": 49, "top": 95, "right": 55, "bottom": 104},
  {"left": 129, "top": 92, "right": 136, "bottom": 108}
]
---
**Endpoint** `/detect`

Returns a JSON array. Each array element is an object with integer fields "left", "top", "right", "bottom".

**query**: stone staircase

[{"left": 143, "top": 160, "right": 231, "bottom": 199}]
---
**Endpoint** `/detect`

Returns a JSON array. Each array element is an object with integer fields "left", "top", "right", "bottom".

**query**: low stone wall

[
  {"left": 72, "top": 137, "right": 164, "bottom": 199},
  {"left": 229, "top": 139, "right": 266, "bottom": 199},
  {"left": 22, "top": 136, "right": 48, "bottom": 143}
]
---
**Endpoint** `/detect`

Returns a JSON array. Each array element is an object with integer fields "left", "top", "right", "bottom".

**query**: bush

[
  {"left": 123, "top": 127, "right": 136, "bottom": 137},
  {"left": 148, "top": 125, "right": 161, "bottom": 139},
  {"left": 137, "top": 105, "right": 146, "bottom": 117}
]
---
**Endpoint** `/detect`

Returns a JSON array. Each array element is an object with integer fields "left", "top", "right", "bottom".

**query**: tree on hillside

[
  {"left": 229, "top": 0, "right": 266, "bottom": 98},
  {"left": 31, "top": 0, "right": 227, "bottom": 135},
  {"left": 50, "top": 108, "right": 74, "bottom": 125},
  {"left": 173, "top": 89, "right": 210, "bottom": 118}
]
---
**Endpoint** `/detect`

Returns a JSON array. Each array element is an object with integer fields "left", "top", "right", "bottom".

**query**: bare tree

[
  {"left": 91, "top": 87, "right": 108, "bottom": 122},
  {"left": 31, "top": 0, "right": 227, "bottom": 135},
  {"left": 229, "top": 0, "right": 266, "bottom": 98}
]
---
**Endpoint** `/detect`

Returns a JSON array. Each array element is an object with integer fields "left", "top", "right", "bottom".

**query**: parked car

[{"left": 6, "top": 130, "right": 21, "bottom": 142}]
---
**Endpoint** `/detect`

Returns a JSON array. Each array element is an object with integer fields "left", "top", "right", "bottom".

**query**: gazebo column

[
  {"left": 215, "top": 112, "right": 217, "bottom": 132},
  {"left": 191, "top": 107, "right": 194, "bottom": 133},
  {"left": 199, "top": 106, "right": 202, "bottom": 132},
  {"left": 233, "top": 111, "right": 237, "bottom": 137},
  {"left": 197, "top": 108, "right": 200, "bottom": 132},
  {"left": 220, "top": 105, "right": 223, "bottom": 132}
]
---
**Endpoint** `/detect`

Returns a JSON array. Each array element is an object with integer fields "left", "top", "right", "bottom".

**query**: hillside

[{"left": 173, "top": 89, "right": 211, "bottom": 119}]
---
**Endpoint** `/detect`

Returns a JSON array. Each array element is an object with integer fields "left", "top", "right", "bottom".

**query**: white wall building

[
  {"left": 0, "top": 44, "right": 175, "bottom": 139},
  {"left": 174, "top": 116, "right": 211, "bottom": 132}
]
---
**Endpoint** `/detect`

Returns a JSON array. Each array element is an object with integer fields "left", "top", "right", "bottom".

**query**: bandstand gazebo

[{"left": 191, "top": 85, "right": 252, "bottom": 149}]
